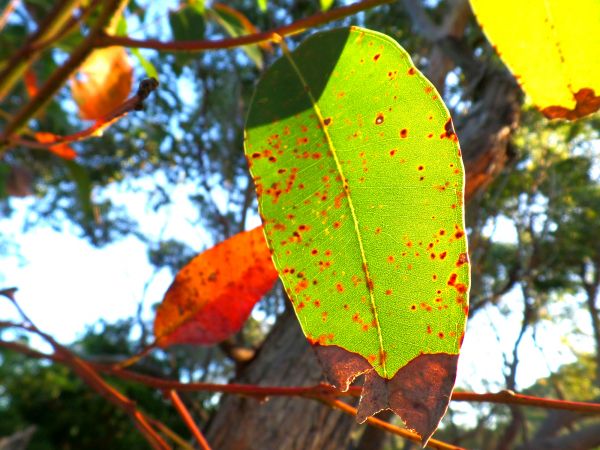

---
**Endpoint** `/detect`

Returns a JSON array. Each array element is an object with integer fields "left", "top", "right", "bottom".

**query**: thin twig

[
  {"left": 95, "top": 0, "right": 393, "bottom": 52},
  {"left": 6, "top": 77, "right": 158, "bottom": 152},
  {"left": 325, "top": 398, "right": 464, "bottom": 450},
  {"left": 0, "top": 307, "right": 171, "bottom": 450},
  {"left": 146, "top": 418, "right": 196, "bottom": 450},
  {"left": 0, "top": 0, "right": 123, "bottom": 148},
  {"left": 0, "top": 0, "right": 81, "bottom": 100},
  {"left": 168, "top": 390, "right": 212, "bottom": 450},
  {"left": 0, "top": 0, "right": 19, "bottom": 32}
]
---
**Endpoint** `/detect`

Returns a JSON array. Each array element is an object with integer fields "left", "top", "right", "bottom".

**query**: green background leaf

[
  {"left": 209, "top": 4, "right": 264, "bottom": 69},
  {"left": 169, "top": 4, "right": 206, "bottom": 42},
  {"left": 245, "top": 27, "right": 469, "bottom": 380}
]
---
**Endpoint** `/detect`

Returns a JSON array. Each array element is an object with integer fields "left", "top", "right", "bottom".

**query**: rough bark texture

[{"left": 205, "top": 308, "right": 356, "bottom": 450}]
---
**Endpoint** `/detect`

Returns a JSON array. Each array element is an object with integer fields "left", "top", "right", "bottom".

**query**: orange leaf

[
  {"left": 35, "top": 132, "right": 77, "bottom": 160},
  {"left": 24, "top": 68, "right": 38, "bottom": 98},
  {"left": 153, "top": 227, "right": 278, "bottom": 347},
  {"left": 70, "top": 47, "right": 133, "bottom": 120}
]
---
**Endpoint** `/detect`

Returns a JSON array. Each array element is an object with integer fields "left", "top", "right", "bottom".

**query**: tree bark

[{"left": 205, "top": 308, "right": 357, "bottom": 450}]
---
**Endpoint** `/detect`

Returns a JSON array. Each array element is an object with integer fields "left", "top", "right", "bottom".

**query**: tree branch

[
  {"left": 3, "top": 337, "right": 600, "bottom": 416},
  {"left": 94, "top": 0, "right": 393, "bottom": 52},
  {"left": 0, "top": 0, "right": 123, "bottom": 149},
  {"left": 325, "top": 399, "right": 464, "bottom": 450},
  {"left": 168, "top": 390, "right": 212, "bottom": 450},
  {"left": 0, "top": 312, "right": 171, "bottom": 449},
  {"left": 5, "top": 77, "right": 158, "bottom": 154}
]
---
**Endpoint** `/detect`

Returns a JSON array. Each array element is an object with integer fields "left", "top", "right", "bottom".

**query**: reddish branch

[
  {"left": 326, "top": 398, "right": 464, "bottom": 450},
  {"left": 168, "top": 391, "right": 212, "bottom": 450},
  {"left": 6, "top": 77, "right": 159, "bottom": 153},
  {"left": 4, "top": 335, "right": 600, "bottom": 450},
  {"left": 3, "top": 337, "right": 600, "bottom": 416},
  {"left": 0, "top": 298, "right": 172, "bottom": 450},
  {"left": 95, "top": 0, "right": 393, "bottom": 52},
  {"left": 0, "top": 0, "right": 391, "bottom": 154}
]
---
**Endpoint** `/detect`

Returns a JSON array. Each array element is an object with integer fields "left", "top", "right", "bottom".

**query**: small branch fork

[{"left": 5, "top": 77, "right": 159, "bottom": 154}]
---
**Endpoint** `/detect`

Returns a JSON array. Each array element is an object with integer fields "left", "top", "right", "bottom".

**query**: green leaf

[
  {"left": 115, "top": 16, "right": 128, "bottom": 37},
  {"left": 245, "top": 27, "right": 469, "bottom": 444},
  {"left": 320, "top": 0, "right": 334, "bottom": 11},
  {"left": 0, "top": 163, "right": 10, "bottom": 199},
  {"left": 131, "top": 48, "right": 158, "bottom": 80},
  {"left": 65, "top": 160, "right": 94, "bottom": 224},
  {"left": 257, "top": 0, "right": 268, "bottom": 12},
  {"left": 209, "top": 4, "right": 264, "bottom": 69},
  {"left": 169, "top": 4, "right": 206, "bottom": 42}
]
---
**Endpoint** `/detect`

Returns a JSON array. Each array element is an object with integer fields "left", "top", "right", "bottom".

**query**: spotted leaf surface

[
  {"left": 245, "top": 27, "right": 469, "bottom": 443},
  {"left": 153, "top": 227, "right": 278, "bottom": 347},
  {"left": 471, "top": 0, "right": 600, "bottom": 120}
]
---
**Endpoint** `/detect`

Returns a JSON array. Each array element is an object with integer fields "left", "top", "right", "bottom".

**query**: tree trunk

[{"left": 205, "top": 308, "right": 357, "bottom": 450}]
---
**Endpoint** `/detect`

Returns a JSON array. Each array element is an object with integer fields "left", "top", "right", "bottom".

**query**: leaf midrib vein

[{"left": 281, "top": 40, "right": 388, "bottom": 378}]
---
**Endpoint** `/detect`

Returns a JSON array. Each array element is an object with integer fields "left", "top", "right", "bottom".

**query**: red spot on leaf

[
  {"left": 447, "top": 273, "right": 458, "bottom": 286},
  {"left": 334, "top": 192, "right": 346, "bottom": 209},
  {"left": 400, "top": 128, "right": 408, "bottom": 138}
]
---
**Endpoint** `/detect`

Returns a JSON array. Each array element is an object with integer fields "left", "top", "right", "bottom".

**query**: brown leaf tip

[
  {"left": 541, "top": 88, "right": 600, "bottom": 120},
  {"left": 312, "top": 344, "right": 372, "bottom": 391},
  {"left": 311, "top": 345, "right": 459, "bottom": 446},
  {"left": 358, "top": 353, "right": 459, "bottom": 446}
]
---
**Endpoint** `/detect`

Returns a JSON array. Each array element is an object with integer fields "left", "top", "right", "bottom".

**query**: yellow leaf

[
  {"left": 70, "top": 47, "right": 133, "bottom": 120},
  {"left": 471, "top": 0, "right": 600, "bottom": 120}
]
